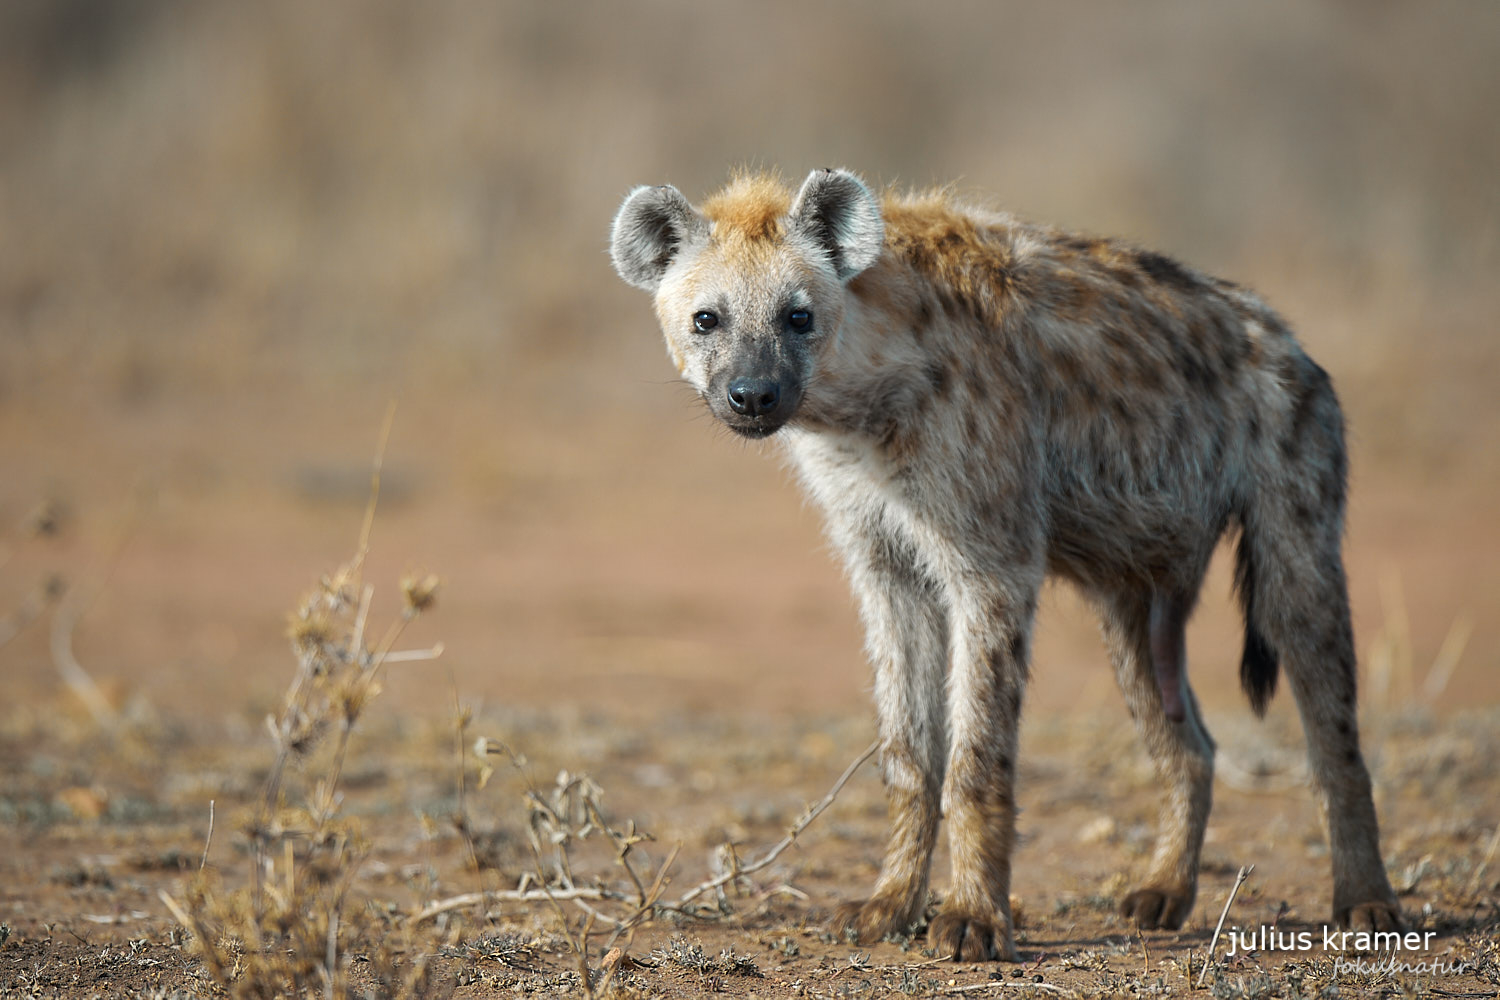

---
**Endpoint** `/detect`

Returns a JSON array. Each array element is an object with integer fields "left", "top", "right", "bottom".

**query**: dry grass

[
  {"left": 157, "top": 552, "right": 445, "bottom": 998},
  {"left": 160, "top": 425, "right": 447, "bottom": 999}
]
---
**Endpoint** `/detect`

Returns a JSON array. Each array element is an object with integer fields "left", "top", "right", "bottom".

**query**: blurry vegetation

[
  {"left": 0, "top": 2, "right": 1495, "bottom": 722},
  {"left": 1, "top": 1, "right": 1496, "bottom": 471}
]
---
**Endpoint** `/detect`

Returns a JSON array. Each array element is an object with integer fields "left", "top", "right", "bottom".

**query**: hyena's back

[{"left": 838, "top": 191, "right": 1339, "bottom": 598}]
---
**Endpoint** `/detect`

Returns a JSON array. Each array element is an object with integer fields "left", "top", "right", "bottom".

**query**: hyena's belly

[{"left": 1043, "top": 476, "right": 1231, "bottom": 591}]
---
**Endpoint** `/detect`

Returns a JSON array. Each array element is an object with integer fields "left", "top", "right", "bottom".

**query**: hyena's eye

[
  {"left": 693, "top": 311, "right": 719, "bottom": 333},
  {"left": 788, "top": 308, "right": 813, "bottom": 331}
]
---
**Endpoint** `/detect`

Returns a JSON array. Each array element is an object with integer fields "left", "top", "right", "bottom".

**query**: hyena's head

[{"left": 610, "top": 169, "right": 884, "bottom": 438}]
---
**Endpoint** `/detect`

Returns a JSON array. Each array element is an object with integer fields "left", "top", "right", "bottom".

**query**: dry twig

[
  {"left": 1196, "top": 864, "right": 1255, "bottom": 988},
  {"left": 50, "top": 590, "right": 117, "bottom": 729},
  {"left": 414, "top": 738, "right": 881, "bottom": 929},
  {"left": 44, "top": 482, "right": 149, "bottom": 728},
  {"left": 412, "top": 885, "right": 624, "bottom": 924},
  {"left": 199, "top": 799, "right": 215, "bottom": 870},
  {"left": 941, "top": 981, "right": 1071, "bottom": 995},
  {"left": 672, "top": 739, "right": 879, "bottom": 912}
]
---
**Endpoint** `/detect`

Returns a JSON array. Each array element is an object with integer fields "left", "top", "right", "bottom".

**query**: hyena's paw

[
  {"left": 1119, "top": 887, "right": 1194, "bottom": 930},
  {"left": 1337, "top": 899, "right": 1403, "bottom": 933},
  {"left": 831, "top": 895, "right": 919, "bottom": 944},
  {"left": 927, "top": 905, "right": 1018, "bottom": 963}
]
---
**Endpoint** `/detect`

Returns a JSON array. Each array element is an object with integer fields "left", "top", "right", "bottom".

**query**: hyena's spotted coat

[{"left": 610, "top": 169, "right": 1401, "bottom": 961}]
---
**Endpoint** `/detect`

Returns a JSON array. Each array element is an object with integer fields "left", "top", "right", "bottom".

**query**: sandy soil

[{"left": 2, "top": 386, "right": 1498, "bottom": 999}]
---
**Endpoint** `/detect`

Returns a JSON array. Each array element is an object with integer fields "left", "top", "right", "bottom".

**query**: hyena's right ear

[{"left": 610, "top": 185, "right": 708, "bottom": 292}]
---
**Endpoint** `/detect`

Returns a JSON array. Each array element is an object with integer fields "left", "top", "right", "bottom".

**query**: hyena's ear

[
  {"left": 610, "top": 184, "right": 708, "bottom": 292},
  {"left": 789, "top": 168, "right": 885, "bottom": 281}
]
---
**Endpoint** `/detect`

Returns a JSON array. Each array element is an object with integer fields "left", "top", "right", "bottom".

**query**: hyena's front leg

[
  {"left": 832, "top": 527, "right": 949, "bottom": 944},
  {"left": 928, "top": 579, "right": 1037, "bottom": 963}
]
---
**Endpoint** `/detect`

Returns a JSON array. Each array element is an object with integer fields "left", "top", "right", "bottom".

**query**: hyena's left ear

[
  {"left": 611, "top": 184, "right": 708, "bottom": 292},
  {"left": 789, "top": 168, "right": 885, "bottom": 282}
]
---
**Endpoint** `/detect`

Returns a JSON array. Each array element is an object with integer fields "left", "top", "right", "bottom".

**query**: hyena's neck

[{"left": 796, "top": 258, "right": 961, "bottom": 440}]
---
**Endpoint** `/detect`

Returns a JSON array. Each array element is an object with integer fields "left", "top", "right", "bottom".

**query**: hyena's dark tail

[{"left": 1233, "top": 516, "right": 1280, "bottom": 717}]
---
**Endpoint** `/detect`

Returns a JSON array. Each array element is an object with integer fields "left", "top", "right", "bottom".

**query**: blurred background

[{"left": 2, "top": 0, "right": 1497, "bottom": 729}]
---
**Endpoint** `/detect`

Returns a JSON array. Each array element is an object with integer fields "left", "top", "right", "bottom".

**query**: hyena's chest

[{"left": 781, "top": 429, "right": 923, "bottom": 534}]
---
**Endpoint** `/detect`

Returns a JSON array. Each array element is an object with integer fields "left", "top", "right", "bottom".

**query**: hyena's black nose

[{"left": 727, "top": 377, "right": 781, "bottom": 417}]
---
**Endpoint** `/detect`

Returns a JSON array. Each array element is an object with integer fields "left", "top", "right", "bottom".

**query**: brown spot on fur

[
  {"left": 1175, "top": 338, "right": 1216, "bottom": 393},
  {"left": 1049, "top": 274, "right": 1099, "bottom": 319},
  {"left": 701, "top": 172, "right": 792, "bottom": 241},
  {"left": 1101, "top": 323, "right": 1135, "bottom": 354},
  {"left": 1057, "top": 235, "right": 1097, "bottom": 255},
  {"left": 963, "top": 409, "right": 981, "bottom": 443},
  {"left": 949, "top": 751, "right": 1016, "bottom": 812},
  {"left": 964, "top": 362, "right": 990, "bottom": 399},
  {"left": 1245, "top": 335, "right": 1264, "bottom": 367},
  {"left": 1050, "top": 348, "right": 1084, "bottom": 388},
  {"left": 927, "top": 363, "right": 952, "bottom": 399},
  {"left": 881, "top": 422, "right": 921, "bottom": 466},
  {"left": 1135, "top": 355, "right": 1165, "bottom": 393},
  {"left": 1282, "top": 365, "right": 1327, "bottom": 459},
  {"left": 1135, "top": 249, "right": 1201, "bottom": 293}
]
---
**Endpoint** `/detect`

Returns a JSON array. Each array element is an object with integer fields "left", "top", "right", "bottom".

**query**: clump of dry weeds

[{"left": 162, "top": 417, "right": 446, "bottom": 999}]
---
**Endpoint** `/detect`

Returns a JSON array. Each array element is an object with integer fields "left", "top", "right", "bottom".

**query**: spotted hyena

[{"left": 610, "top": 168, "right": 1401, "bottom": 961}]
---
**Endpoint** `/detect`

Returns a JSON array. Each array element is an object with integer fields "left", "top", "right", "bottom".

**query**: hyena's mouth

[{"left": 723, "top": 416, "right": 787, "bottom": 439}]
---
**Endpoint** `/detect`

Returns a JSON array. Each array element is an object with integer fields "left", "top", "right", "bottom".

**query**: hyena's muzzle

[{"left": 706, "top": 345, "right": 806, "bottom": 438}]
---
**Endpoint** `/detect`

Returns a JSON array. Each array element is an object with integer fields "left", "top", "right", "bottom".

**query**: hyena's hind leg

[
  {"left": 1098, "top": 587, "right": 1215, "bottom": 930},
  {"left": 831, "top": 524, "right": 949, "bottom": 943},
  {"left": 1241, "top": 402, "right": 1400, "bottom": 930}
]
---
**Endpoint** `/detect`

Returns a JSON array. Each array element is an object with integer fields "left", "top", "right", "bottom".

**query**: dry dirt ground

[
  {"left": 1, "top": 690, "right": 1498, "bottom": 999},
  {"left": 1, "top": 396, "right": 1498, "bottom": 998}
]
